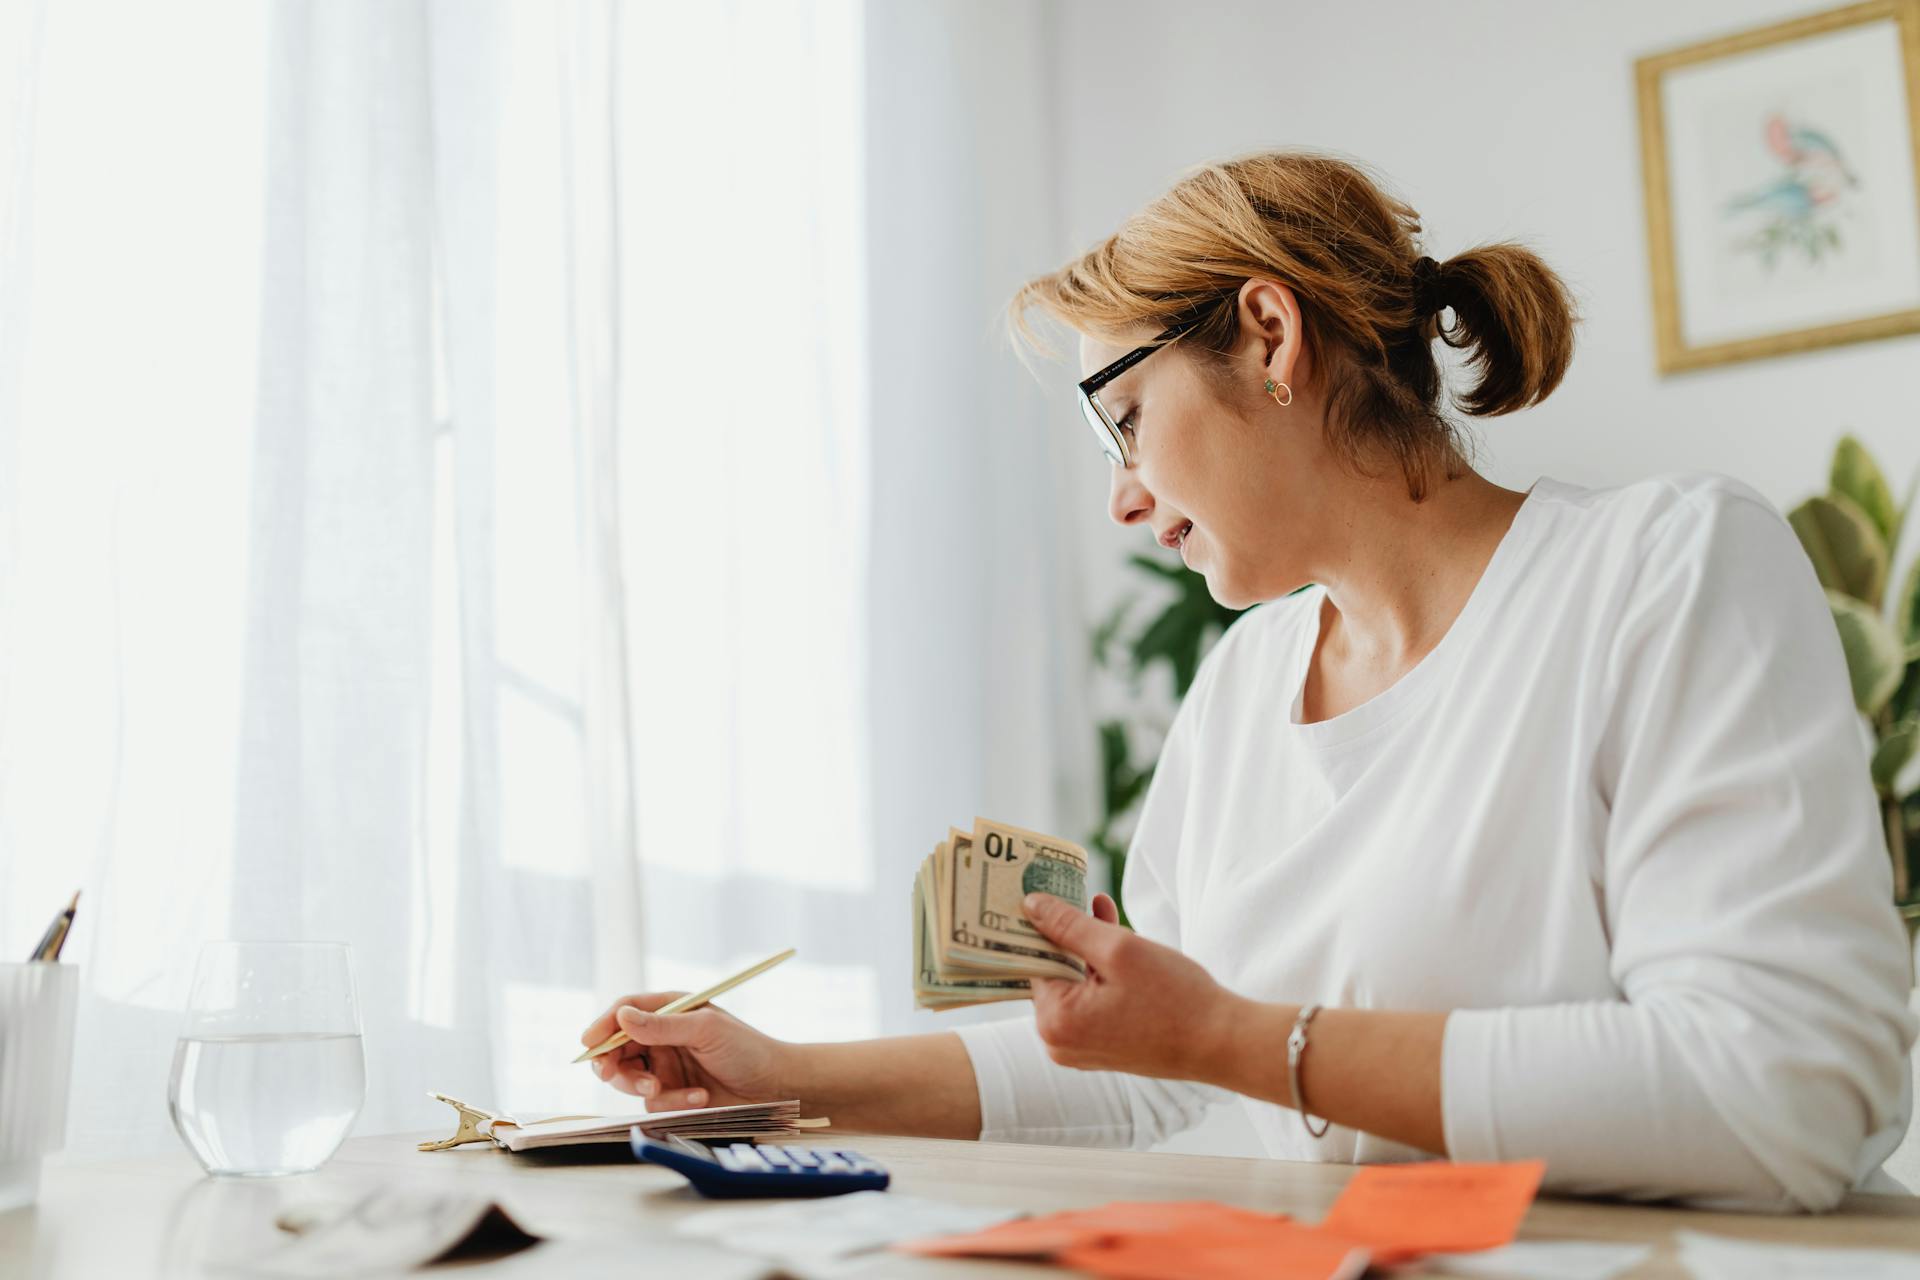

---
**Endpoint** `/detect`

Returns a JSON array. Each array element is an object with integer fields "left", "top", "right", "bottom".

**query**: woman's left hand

[{"left": 1023, "top": 891, "right": 1243, "bottom": 1083}]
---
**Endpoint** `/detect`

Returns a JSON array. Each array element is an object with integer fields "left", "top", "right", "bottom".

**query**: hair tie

[{"left": 1411, "top": 255, "right": 1446, "bottom": 316}]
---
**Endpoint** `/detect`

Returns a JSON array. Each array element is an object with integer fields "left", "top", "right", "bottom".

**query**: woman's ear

[{"left": 1236, "top": 277, "right": 1307, "bottom": 390}]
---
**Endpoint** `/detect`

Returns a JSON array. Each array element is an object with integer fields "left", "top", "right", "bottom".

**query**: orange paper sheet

[
  {"left": 899, "top": 1202, "right": 1367, "bottom": 1280},
  {"left": 895, "top": 1159, "right": 1544, "bottom": 1280},
  {"left": 1061, "top": 1221, "right": 1369, "bottom": 1280},
  {"left": 1317, "top": 1159, "right": 1545, "bottom": 1262},
  {"left": 898, "top": 1201, "right": 1291, "bottom": 1258}
]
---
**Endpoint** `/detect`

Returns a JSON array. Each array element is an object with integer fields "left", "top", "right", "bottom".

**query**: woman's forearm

[
  {"left": 1205, "top": 997, "right": 1449, "bottom": 1155},
  {"left": 1016, "top": 894, "right": 1450, "bottom": 1153},
  {"left": 788, "top": 1031, "right": 983, "bottom": 1138}
]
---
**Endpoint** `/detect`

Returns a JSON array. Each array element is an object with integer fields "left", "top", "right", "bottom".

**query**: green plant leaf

[
  {"left": 1097, "top": 719, "right": 1153, "bottom": 818},
  {"left": 1897, "top": 555, "right": 1920, "bottom": 649},
  {"left": 1130, "top": 600, "right": 1203, "bottom": 691},
  {"left": 1828, "top": 589, "right": 1907, "bottom": 716},
  {"left": 1889, "top": 466, "right": 1919, "bottom": 568},
  {"left": 1104, "top": 849, "right": 1131, "bottom": 928},
  {"left": 1091, "top": 599, "right": 1131, "bottom": 668},
  {"left": 1122, "top": 555, "right": 1243, "bottom": 695},
  {"left": 1831, "top": 435, "right": 1899, "bottom": 546},
  {"left": 1791, "top": 493, "right": 1890, "bottom": 608},
  {"left": 1893, "top": 663, "right": 1920, "bottom": 726},
  {"left": 1895, "top": 558, "right": 1920, "bottom": 726},
  {"left": 1872, "top": 718, "right": 1919, "bottom": 794}
]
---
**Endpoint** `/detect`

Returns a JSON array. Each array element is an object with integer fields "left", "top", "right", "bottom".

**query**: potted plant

[{"left": 1787, "top": 435, "right": 1920, "bottom": 936}]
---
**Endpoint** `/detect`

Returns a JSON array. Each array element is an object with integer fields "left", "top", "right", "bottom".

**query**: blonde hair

[{"left": 1007, "top": 148, "right": 1582, "bottom": 501}]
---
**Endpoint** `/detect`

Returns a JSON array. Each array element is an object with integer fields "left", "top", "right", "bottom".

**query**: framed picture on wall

[{"left": 1634, "top": 0, "right": 1920, "bottom": 374}]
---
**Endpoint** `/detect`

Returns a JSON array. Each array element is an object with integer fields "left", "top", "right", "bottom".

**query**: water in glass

[
  {"left": 167, "top": 941, "right": 365, "bottom": 1176},
  {"left": 168, "top": 1031, "right": 365, "bottom": 1175}
]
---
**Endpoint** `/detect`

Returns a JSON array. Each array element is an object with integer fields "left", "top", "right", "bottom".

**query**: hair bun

[{"left": 1411, "top": 255, "right": 1446, "bottom": 315}]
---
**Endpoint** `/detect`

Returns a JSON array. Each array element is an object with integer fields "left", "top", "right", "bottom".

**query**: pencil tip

[{"left": 67, "top": 891, "right": 80, "bottom": 910}]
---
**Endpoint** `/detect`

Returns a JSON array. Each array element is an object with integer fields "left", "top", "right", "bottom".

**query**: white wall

[{"left": 1041, "top": 0, "right": 1920, "bottom": 634}]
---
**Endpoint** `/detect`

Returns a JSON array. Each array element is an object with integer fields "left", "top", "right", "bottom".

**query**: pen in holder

[{"left": 0, "top": 961, "right": 80, "bottom": 1211}]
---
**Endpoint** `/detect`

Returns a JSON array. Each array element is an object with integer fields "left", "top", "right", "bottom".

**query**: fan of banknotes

[{"left": 913, "top": 817, "right": 1092, "bottom": 1010}]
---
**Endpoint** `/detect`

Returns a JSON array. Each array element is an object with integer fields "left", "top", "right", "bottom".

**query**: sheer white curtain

[
  {"left": 1, "top": 0, "right": 1090, "bottom": 1157},
  {"left": 0, "top": 0, "right": 646, "bottom": 1154},
  {"left": 237, "top": 0, "right": 651, "bottom": 1126},
  {"left": 607, "top": 0, "right": 1091, "bottom": 1048},
  {"left": 2, "top": 0, "right": 275, "bottom": 1154},
  {"left": 613, "top": 0, "right": 883, "bottom": 1041}
]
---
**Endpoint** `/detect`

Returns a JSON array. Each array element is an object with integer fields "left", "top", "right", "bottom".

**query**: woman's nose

[{"left": 1107, "top": 465, "right": 1153, "bottom": 527}]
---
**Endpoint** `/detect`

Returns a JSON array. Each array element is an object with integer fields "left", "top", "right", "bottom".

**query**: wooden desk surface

[{"left": 4, "top": 1132, "right": 1917, "bottom": 1277}]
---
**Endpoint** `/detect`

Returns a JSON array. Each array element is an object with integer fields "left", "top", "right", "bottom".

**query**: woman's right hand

[{"left": 578, "top": 993, "right": 794, "bottom": 1110}]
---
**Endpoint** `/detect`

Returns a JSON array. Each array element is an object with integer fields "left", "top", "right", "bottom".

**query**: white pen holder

[{"left": 0, "top": 962, "right": 79, "bottom": 1210}]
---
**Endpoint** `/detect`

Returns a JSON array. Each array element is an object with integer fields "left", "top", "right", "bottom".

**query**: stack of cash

[{"left": 912, "top": 817, "right": 1091, "bottom": 1011}]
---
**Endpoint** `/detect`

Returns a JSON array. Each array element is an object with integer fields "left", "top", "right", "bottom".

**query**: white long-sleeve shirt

[{"left": 954, "top": 471, "right": 1917, "bottom": 1212}]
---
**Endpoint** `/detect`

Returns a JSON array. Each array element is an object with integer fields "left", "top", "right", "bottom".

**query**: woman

[{"left": 580, "top": 150, "right": 1916, "bottom": 1211}]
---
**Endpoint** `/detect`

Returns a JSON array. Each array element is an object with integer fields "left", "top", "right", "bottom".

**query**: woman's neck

[{"left": 1309, "top": 470, "right": 1531, "bottom": 672}]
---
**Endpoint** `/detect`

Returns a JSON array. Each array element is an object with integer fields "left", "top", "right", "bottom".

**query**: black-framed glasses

[{"left": 1076, "top": 315, "right": 1206, "bottom": 468}]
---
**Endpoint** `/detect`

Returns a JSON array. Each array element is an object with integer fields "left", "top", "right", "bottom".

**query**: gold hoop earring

[{"left": 1264, "top": 377, "right": 1292, "bottom": 407}]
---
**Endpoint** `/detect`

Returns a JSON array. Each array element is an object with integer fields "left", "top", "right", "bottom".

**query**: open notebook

[{"left": 490, "top": 1101, "right": 824, "bottom": 1152}]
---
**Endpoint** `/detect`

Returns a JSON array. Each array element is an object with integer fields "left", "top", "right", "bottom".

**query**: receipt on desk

[
  {"left": 676, "top": 1190, "right": 1019, "bottom": 1265},
  {"left": 1425, "top": 1239, "right": 1652, "bottom": 1280},
  {"left": 1676, "top": 1229, "right": 1920, "bottom": 1279}
]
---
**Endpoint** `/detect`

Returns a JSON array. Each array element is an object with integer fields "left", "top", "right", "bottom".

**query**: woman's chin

[
  {"left": 1199, "top": 568, "right": 1252, "bottom": 610},
  {"left": 1199, "top": 564, "right": 1292, "bottom": 611}
]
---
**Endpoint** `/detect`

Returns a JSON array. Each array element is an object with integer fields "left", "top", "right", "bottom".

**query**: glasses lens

[{"left": 1080, "top": 393, "right": 1126, "bottom": 466}]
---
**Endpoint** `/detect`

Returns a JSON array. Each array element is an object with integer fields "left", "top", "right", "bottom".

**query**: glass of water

[{"left": 167, "top": 941, "right": 365, "bottom": 1176}]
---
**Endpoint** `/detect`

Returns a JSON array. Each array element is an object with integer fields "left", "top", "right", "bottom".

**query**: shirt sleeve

[
  {"left": 953, "top": 626, "right": 1243, "bottom": 1147},
  {"left": 1441, "top": 481, "right": 1918, "bottom": 1211}
]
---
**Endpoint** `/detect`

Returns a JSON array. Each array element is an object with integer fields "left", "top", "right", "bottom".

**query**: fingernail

[
  {"left": 638, "top": 1079, "right": 654, "bottom": 1096},
  {"left": 690, "top": 1090, "right": 706, "bottom": 1105},
  {"left": 617, "top": 1005, "right": 642, "bottom": 1024},
  {"left": 1024, "top": 893, "right": 1044, "bottom": 913}
]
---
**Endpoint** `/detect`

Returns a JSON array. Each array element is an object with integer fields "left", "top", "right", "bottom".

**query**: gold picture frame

[{"left": 1635, "top": 0, "right": 1920, "bottom": 373}]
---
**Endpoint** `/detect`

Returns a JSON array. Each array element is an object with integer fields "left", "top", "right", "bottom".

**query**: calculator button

[
  {"left": 784, "top": 1148, "right": 821, "bottom": 1167},
  {"left": 729, "top": 1143, "right": 770, "bottom": 1170},
  {"left": 756, "top": 1146, "right": 793, "bottom": 1168},
  {"left": 818, "top": 1155, "right": 851, "bottom": 1173},
  {"left": 713, "top": 1147, "right": 745, "bottom": 1171}
]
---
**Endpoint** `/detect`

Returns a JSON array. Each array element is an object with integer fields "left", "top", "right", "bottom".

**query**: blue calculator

[{"left": 629, "top": 1131, "right": 891, "bottom": 1198}]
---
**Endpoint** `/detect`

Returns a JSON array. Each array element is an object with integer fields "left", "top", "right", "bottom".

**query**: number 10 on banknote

[{"left": 912, "top": 817, "right": 1091, "bottom": 1011}]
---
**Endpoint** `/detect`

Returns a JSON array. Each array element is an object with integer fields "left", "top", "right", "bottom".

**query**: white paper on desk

[
  {"left": 1676, "top": 1229, "right": 1920, "bottom": 1279},
  {"left": 477, "top": 1235, "right": 776, "bottom": 1279},
  {"left": 228, "top": 1189, "right": 540, "bottom": 1278},
  {"left": 1421, "top": 1240, "right": 1652, "bottom": 1280},
  {"left": 676, "top": 1190, "right": 1019, "bottom": 1265}
]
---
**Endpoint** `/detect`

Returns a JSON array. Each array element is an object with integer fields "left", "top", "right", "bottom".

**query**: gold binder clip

[{"left": 419, "top": 1092, "right": 504, "bottom": 1152}]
